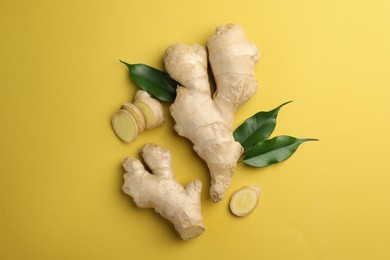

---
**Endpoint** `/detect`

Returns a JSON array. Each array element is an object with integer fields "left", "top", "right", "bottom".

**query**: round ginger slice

[
  {"left": 133, "top": 100, "right": 157, "bottom": 130},
  {"left": 121, "top": 102, "right": 146, "bottom": 133},
  {"left": 134, "top": 90, "right": 164, "bottom": 130},
  {"left": 112, "top": 109, "right": 139, "bottom": 143},
  {"left": 229, "top": 185, "right": 261, "bottom": 216}
]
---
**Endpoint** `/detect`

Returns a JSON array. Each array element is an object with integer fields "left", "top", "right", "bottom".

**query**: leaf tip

[
  {"left": 119, "top": 60, "right": 131, "bottom": 67},
  {"left": 281, "top": 100, "right": 293, "bottom": 107}
]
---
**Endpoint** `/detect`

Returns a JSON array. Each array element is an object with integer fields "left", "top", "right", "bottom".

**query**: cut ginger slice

[
  {"left": 133, "top": 100, "right": 162, "bottom": 130},
  {"left": 112, "top": 109, "right": 139, "bottom": 143},
  {"left": 133, "top": 90, "right": 164, "bottom": 130},
  {"left": 121, "top": 102, "right": 146, "bottom": 133},
  {"left": 229, "top": 185, "right": 261, "bottom": 216},
  {"left": 133, "top": 101, "right": 156, "bottom": 130}
]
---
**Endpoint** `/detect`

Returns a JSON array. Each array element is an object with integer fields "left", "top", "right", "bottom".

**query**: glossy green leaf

[
  {"left": 233, "top": 101, "right": 292, "bottom": 152},
  {"left": 243, "top": 136, "right": 318, "bottom": 167},
  {"left": 120, "top": 61, "right": 178, "bottom": 102}
]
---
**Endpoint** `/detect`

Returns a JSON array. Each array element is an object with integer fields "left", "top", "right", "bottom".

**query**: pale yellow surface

[{"left": 1, "top": 0, "right": 389, "bottom": 259}]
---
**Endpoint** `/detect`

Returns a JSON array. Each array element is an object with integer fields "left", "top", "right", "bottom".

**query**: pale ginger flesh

[
  {"left": 112, "top": 90, "right": 164, "bottom": 143},
  {"left": 112, "top": 109, "right": 139, "bottom": 143},
  {"left": 121, "top": 102, "right": 146, "bottom": 133},
  {"left": 164, "top": 24, "right": 259, "bottom": 202},
  {"left": 133, "top": 90, "right": 164, "bottom": 130},
  {"left": 229, "top": 185, "right": 261, "bottom": 217},
  {"left": 122, "top": 143, "right": 205, "bottom": 240}
]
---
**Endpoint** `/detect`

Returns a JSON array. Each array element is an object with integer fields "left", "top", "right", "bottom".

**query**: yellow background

[{"left": 1, "top": 0, "right": 389, "bottom": 259}]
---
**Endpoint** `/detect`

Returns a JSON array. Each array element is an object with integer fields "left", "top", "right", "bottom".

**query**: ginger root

[
  {"left": 164, "top": 24, "right": 259, "bottom": 202},
  {"left": 122, "top": 143, "right": 205, "bottom": 240},
  {"left": 112, "top": 90, "right": 164, "bottom": 143}
]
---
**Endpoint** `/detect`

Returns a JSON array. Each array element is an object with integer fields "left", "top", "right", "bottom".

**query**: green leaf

[
  {"left": 243, "top": 136, "right": 318, "bottom": 167},
  {"left": 233, "top": 101, "right": 292, "bottom": 152},
  {"left": 120, "top": 61, "right": 178, "bottom": 102}
]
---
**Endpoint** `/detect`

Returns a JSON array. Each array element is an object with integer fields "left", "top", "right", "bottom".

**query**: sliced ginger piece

[
  {"left": 111, "top": 90, "right": 164, "bottom": 143},
  {"left": 133, "top": 101, "right": 156, "bottom": 130},
  {"left": 112, "top": 109, "right": 139, "bottom": 143},
  {"left": 134, "top": 90, "right": 164, "bottom": 130},
  {"left": 121, "top": 102, "right": 146, "bottom": 133},
  {"left": 229, "top": 185, "right": 261, "bottom": 216}
]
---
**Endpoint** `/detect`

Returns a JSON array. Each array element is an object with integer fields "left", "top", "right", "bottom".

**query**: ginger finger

[{"left": 122, "top": 144, "right": 205, "bottom": 240}]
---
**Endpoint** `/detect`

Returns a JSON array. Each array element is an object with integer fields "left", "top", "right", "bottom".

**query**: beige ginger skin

[
  {"left": 164, "top": 24, "right": 259, "bottom": 202},
  {"left": 122, "top": 144, "right": 205, "bottom": 240}
]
